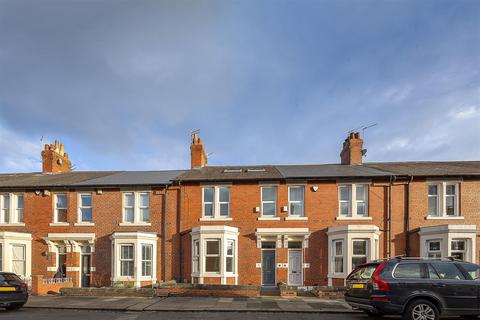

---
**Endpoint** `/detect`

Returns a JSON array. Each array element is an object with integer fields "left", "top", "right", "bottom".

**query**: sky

[{"left": 0, "top": 0, "right": 479, "bottom": 172}]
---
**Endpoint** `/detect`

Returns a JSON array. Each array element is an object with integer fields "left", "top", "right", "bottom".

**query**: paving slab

[{"left": 25, "top": 295, "right": 358, "bottom": 313}]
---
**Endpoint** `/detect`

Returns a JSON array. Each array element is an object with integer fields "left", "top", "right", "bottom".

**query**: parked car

[
  {"left": 0, "top": 272, "right": 28, "bottom": 311},
  {"left": 344, "top": 257, "right": 480, "bottom": 320}
]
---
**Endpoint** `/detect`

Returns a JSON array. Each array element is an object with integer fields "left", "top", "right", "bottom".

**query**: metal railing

[{"left": 42, "top": 277, "right": 73, "bottom": 285}]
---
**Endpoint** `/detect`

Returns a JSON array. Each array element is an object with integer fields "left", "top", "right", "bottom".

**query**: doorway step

[{"left": 260, "top": 286, "right": 280, "bottom": 296}]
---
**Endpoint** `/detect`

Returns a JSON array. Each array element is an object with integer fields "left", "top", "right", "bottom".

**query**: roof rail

[{"left": 388, "top": 256, "right": 464, "bottom": 262}]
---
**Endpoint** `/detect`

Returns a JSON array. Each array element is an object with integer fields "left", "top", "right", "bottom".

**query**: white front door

[{"left": 288, "top": 250, "right": 302, "bottom": 286}]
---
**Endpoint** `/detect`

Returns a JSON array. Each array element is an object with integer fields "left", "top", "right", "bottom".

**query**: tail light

[
  {"left": 372, "top": 261, "right": 389, "bottom": 291},
  {"left": 19, "top": 283, "right": 28, "bottom": 290}
]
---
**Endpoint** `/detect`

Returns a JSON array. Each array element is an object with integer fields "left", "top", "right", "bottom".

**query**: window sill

[
  {"left": 425, "top": 216, "right": 464, "bottom": 220},
  {"left": 0, "top": 223, "right": 25, "bottom": 226},
  {"left": 257, "top": 217, "right": 280, "bottom": 221},
  {"left": 49, "top": 222, "right": 70, "bottom": 227},
  {"left": 199, "top": 217, "right": 233, "bottom": 221},
  {"left": 74, "top": 222, "right": 95, "bottom": 226},
  {"left": 285, "top": 216, "right": 308, "bottom": 221},
  {"left": 335, "top": 216, "right": 372, "bottom": 221},
  {"left": 119, "top": 222, "right": 152, "bottom": 226}
]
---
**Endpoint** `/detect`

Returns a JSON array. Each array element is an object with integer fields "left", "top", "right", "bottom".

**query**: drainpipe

[
  {"left": 405, "top": 176, "right": 414, "bottom": 257},
  {"left": 178, "top": 180, "right": 183, "bottom": 282},
  {"left": 161, "top": 184, "right": 168, "bottom": 282},
  {"left": 387, "top": 175, "right": 397, "bottom": 257}
]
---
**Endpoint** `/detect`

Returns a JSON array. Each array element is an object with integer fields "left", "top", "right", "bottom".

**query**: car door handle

[{"left": 433, "top": 283, "right": 446, "bottom": 288}]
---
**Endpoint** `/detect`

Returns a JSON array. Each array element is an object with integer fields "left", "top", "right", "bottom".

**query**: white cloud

[
  {"left": 0, "top": 125, "right": 41, "bottom": 172},
  {"left": 449, "top": 106, "right": 480, "bottom": 120}
]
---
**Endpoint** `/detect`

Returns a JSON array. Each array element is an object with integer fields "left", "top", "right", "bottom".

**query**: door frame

[
  {"left": 288, "top": 249, "right": 303, "bottom": 286},
  {"left": 261, "top": 249, "right": 276, "bottom": 286},
  {"left": 80, "top": 253, "right": 91, "bottom": 288}
]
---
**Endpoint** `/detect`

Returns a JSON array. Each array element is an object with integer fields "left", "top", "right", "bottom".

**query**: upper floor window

[
  {"left": 288, "top": 186, "right": 304, "bottom": 216},
  {"left": 78, "top": 193, "right": 92, "bottom": 223},
  {"left": 202, "top": 187, "right": 230, "bottom": 218},
  {"left": 428, "top": 182, "right": 459, "bottom": 217},
  {"left": 54, "top": 193, "right": 67, "bottom": 223},
  {"left": 261, "top": 186, "right": 277, "bottom": 216},
  {"left": 338, "top": 184, "right": 368, "bottom": 217},
  {"left": 122, "top": 192, "right": 150, "bottom": 223},
  {"left": 0, "top": 193, "right": 24, "bottom": 224}
]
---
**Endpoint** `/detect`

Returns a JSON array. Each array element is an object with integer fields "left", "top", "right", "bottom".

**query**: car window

[
  {"left": 427, "top": 264, "right": 440, "bottom": 279},
  {"left": 430, "top": 262, "right": 465, "bottom": 280},
  {"left": 347, "top": 264, "right": 378, "bottom": 280},
  {"left": 458, "top": 263, "right": 480, "bottom": 280},
  {"left": 393, "top": 263, "right": 423, "bottom": 278},
  {"left": 0, "top": 274, "right": 22, "bottom": 285}
]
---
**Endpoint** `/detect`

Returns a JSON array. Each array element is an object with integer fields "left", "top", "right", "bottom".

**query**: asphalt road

[{"left": 0, "top": 309, "right": 373, "bottom": 320}]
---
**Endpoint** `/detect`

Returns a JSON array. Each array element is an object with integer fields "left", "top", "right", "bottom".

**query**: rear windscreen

[
  {"left": 0, "top": 274, "right": 22, "bottom": 285},
  {"left": 347, "top": 264, "right": 379, "bottom": 280}
]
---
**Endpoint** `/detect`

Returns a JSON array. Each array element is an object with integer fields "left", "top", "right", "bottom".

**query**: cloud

[
  {"left": 0, "top": 125, "right": 41, "bottom": 172},
  {"left": 450, "top": 106, "right": 480, "bottom": 120}
]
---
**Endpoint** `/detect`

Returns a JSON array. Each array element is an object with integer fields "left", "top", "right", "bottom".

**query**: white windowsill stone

[
  {"left": 335, "top": 216, "right": 372, "bottom": 221},
  {"left": 199, "top": 217, "right": 233, "bottom": 221},
  {"left": 74, "top": 222, "right": 95, "bottom": 226},
  {"left": 285, "top": 216, "right": 308, "bottom": 221},
  {"left": 119, "top": 222, "right": 152, "bottom": 226},
  {"left": 49, "top": 222, "right": 70, "bottom": 226},
  {"left": 0, "top": 223, "right": 26, "bottom": 226},
  {"left": 425, "top": 216, "right": 464, "bottom": 220},
  {"left": 257, "top": 217, "right": 281, "bottom": 221}
]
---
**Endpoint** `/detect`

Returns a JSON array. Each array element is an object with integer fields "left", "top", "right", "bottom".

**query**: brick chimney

[
  {"left": 340, "top": 132, "right": 364, "bottom": 165},
  {"left": 190, "top": 133, "right": 207, "bottom": 169},
  {"left": 41, "top": 140, "right": 72, "bottom": 173}
]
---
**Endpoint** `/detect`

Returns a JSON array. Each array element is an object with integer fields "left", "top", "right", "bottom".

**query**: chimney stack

[
  {"left": 41, "top": 140, "right": 72, "bottom": 174},
  {"left": 340, "top": 132, "right": 364, "bottom": 165},
  {"left": 190, "top": 133, "right": 207, "bottom": 169}
]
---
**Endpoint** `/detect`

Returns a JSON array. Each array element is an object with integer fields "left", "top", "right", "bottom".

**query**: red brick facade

[{"left": 0, "top": 135, "right": 479, "bottom": 289}]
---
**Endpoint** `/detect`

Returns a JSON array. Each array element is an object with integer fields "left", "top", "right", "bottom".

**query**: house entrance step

[{"left": 260, "top": 287, "right": 280, "bottom": 296}]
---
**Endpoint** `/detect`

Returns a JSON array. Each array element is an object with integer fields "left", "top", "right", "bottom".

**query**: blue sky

[{"left": 0, "top": 0, "right": 479, "bottom": 172}]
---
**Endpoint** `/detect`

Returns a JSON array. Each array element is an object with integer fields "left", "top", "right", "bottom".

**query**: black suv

[
  {"left": 345, "top": 257, "right": 480, "bottom": 320},
  {"left": 0, "top": 273, "right": 28, "bottom": 311}
]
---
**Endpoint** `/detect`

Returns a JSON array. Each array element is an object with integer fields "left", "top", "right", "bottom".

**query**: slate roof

[{"left": 0, "top": 161, "right": 478, "bottom": 188}]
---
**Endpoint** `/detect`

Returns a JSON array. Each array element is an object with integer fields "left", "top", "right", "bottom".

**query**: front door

[
  {"left": 288, "top": 250, "right": 302, "bottom": 286},
  {"left": 262, "top": 250, "right": 276, "bottom": 286},
  {"left": 81, "top": 254, "right": 91, "bottom": 287}
]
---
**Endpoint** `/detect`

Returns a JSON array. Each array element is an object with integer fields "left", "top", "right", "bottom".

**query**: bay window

[
  {"left": 205, "top": 240, "right": 220, "bottom": 272},
  {"left": 451, "top": 240, "right": 466, "bottom": 260},
  {"left": 226, "top": 240, "right": 235, "bottom": 273},
  {"left": 332, "top": 240, "right": 344, "bottom": 274},
  {"left": 141, "top": 244, "right": 153, "bottom": 277},
  {"left": 120, "top": 244, "right": 134, "bottom": 277},
  {"left": 202, "top": 186, "right": 230, "bottom": 219},
  {"left": 426, "top": 240, "right": 442, "bottom": 258},
  {"left": 352, "top": 240, "right": 367, "bottom": 269},
  {"left": 193, "top": 240, "right": 200, "bottom": 273},
  {"left": 11, "top": 244, "right": 26, "bottom": 276}
]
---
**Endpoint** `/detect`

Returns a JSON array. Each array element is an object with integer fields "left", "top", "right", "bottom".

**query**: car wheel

[
  {"left": 364, "top": 310, "right": 384, "bottom": 317},
  {"left": 5, "top": 303, "right": 24, "bottom": 311},
  {"left": 403, "top": 299, "right": 439, "bottom": 320}
]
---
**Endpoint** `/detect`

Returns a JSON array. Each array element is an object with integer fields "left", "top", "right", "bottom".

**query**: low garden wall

[
  {"left": 60, "top": 287, "right": 156, "bottom": 297},
  {"left": 156, "top": 283, "right": 261, "bottom": 297},
  {"left": 311, "top": 286, "right": 347, "bottom": 299},
  {"left": 31, "top": 275, "right": 74, "bottom": 295}
]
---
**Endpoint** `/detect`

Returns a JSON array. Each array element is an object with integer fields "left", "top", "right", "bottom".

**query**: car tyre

[
  {"left": 5, "top": 303, "right": 24, "bottom": 311},
  {"left": 403, "top": 299, "right": 439, "bottom": 320}
]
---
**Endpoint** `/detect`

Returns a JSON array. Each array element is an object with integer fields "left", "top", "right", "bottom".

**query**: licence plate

[{"left": 352, "top": 283, "right": 365, "bottom": 289}]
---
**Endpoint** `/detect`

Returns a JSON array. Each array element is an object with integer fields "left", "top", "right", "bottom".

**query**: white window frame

[
  {"left": 141, "top": 244, "right": 153, "bottom": 277},
  {"left": 120, "top": 244, "right": 134, "bottom": 277},
  {"left": 205, "top": 239, "right": 221, "bottom": 273},
  {"left": 261, "top": 186, "right": 277, "bottom": 217},
  {"left": 427, "top": 182, "right": 460, "bottom": 217},
  {"left": 451, "top": 239, "right": 467, "bottom": 260},
  {"left": 54, "top": 193, "right": 68, "bottom": 223},
  {"left": 0, "top": 193, "right": 24, "bottom": 224},
  {"left": 0, "top": 232, "right": 32, "bottom": 280},
  {"left": 419, "top": 225, "right": 476, "bottom": 262},
  {"left": 11, "top": 244, "right": 26, "bottom": 276},
  {"left": 288, "top": 186, "right": 304, "bottom": 217},
  {"left": 332, "top": 239, "right": 344, "bottom": 275},
  {"left": 351, "top": 239, "right": 368, "bottom": 269},
  {"left": 193, "top": 240, "right": 200, "bottom": 273},
  {"left": 78, "top": 193, "right": 93, "bottom": 223},
  {"left": 226, "top": 240, "right": 235, "bottom": 273},
  {"left": 338, "top": 184, "right": 369, "bottom": 218},
  {"left": 121, "top": 191, "right": 151, "bottom": 225},
  {"left": 426, "top": 239, "right": 442, "bottom": 258},
  {"left": 201, "top": 186, "right": 231, "bottom": 219}
]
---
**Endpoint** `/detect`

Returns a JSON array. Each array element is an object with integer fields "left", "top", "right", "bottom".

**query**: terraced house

[{"left": 0, "top": 134, "right": 479, "bottom": 289}]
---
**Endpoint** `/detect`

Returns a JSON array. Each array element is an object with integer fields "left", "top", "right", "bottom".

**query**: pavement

[{"left": 25, "top": 295, "right": 356, "bottom": 313}]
